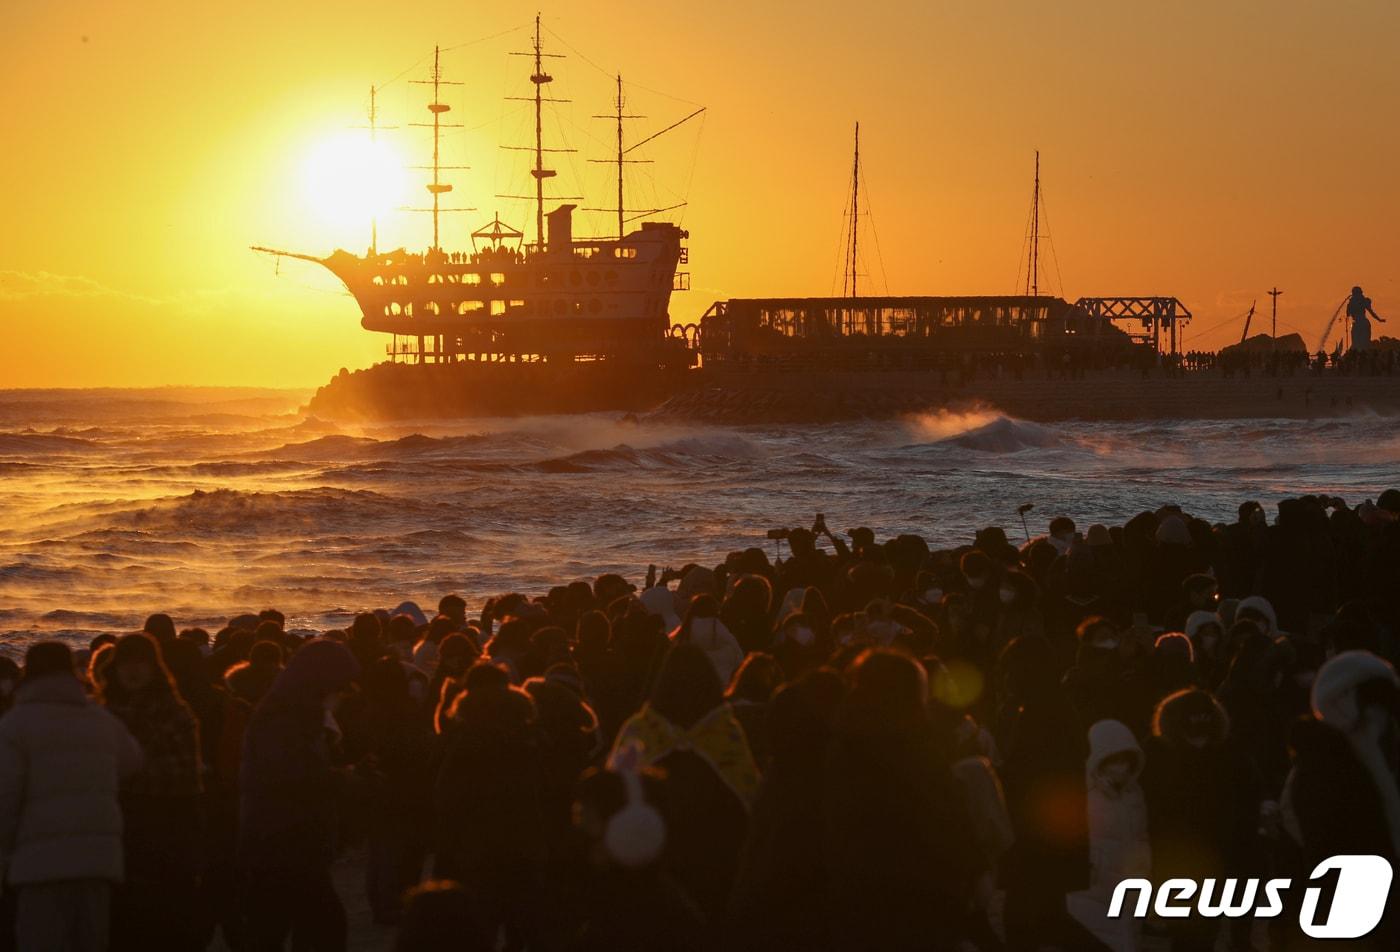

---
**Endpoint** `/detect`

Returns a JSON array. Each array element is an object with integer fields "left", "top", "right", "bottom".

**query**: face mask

[
  {"left": 999, "top": 588, "right": 1016, "bottom": 604},
  {"left": 966, "top": 576, "right": 987, "bottom": 590},
  {"left": 1101, "top": 761, "right": 1135, "bottom": 785},
  {"left": 923, "top": 588, "right": 943, "bottom": 605},
  {"left": 787, "top": 626, "right": 815, "bottom": 647}
]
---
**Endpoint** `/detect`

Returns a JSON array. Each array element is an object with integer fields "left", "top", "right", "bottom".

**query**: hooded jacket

[
  {"left": 0, "top": 673, "right": 143, "bottom": 886},
  {"left": 1141, "top": 689, "right": 1257, "bottom": 881},
  {"left": 1284, "top": 651, "right": 1400, "bottom": 949},
  {"left": 1235, "top": 595, "right": 1279, "bottom": 637},
  {"left": 238, "top": 639, "right": 359, "bottom": 871},
  {"left": 1084, "top": 719, "right": 1150, "bottom": 897},
  {"left": 670, "top": 617, "right": 744, "bottom": 687}
]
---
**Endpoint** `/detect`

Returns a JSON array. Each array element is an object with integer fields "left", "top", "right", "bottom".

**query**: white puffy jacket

[{"left": 0, "top": 674, "right": 142, "bottom": 886}]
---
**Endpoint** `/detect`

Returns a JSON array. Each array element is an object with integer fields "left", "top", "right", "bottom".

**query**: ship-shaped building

[{"left": 257, "top": 19, "right": 693, "bottom": 368}]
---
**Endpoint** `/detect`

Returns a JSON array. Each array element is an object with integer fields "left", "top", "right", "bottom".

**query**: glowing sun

[{"left": 301, "top": 132, "right": 406, "bottom": 234}]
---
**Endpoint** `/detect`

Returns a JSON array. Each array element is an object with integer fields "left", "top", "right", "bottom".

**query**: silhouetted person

[
  {"left": 824, "top": 648, "right": 977, "bottom": 951},
  {"left": 239, "top": 639, "right": 360, "bottom": 951},
  {"left": 0, "top": 643, "right": 143, "bottom": 952},
  {"left": 1347, "top": 285, "right": 1386, "bottom": 353},
  {"left": 99, "top": 633, "right": 203, "bottom": 951}
]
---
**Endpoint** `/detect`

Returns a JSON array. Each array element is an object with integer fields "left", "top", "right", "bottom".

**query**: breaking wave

[
  {"left": 905, "top": 409, "right": 1063, "bottom": 453},
  {"left": 529, "top": 433, "right": 763, "bottom": 473}
]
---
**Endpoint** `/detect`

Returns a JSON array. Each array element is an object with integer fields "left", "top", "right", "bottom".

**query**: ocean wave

[
  {"left": 258, "top": 431, "right": 494, "bottom": 462},
  {"left": 0, "top": 561, "right": 84, "bottom": 583},
  {"left": 528, "top": 433, "right": 763, "bottom": 473},
  {"left": 905, "top": 410, "right": 1062, "bottom": 453},
  {"left": 0, "top": 431, "right": 100, "bottom": 454},
  {"left": 108, "top": 487, "right": 416, "bottom": 535}
]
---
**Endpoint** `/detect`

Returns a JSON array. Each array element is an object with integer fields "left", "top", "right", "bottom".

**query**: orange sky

[{"left": 3, "top": 1, "right": 1398, "bottom": 387}]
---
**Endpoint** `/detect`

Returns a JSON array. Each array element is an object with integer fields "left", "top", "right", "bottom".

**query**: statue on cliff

[{"left": 1346, "top": 286, "right": 1386, "bottom": 353}]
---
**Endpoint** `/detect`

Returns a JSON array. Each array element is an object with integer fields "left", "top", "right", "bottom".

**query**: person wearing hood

[
  {"left": 610, "top": 643, "right": 759, "bottom": 928},
  {"left": 1218, "top": 501, "right": 1267, "bottom": 598},
  {"left": 725, "top": 668, "right": 845, "bottom": 952},
  {"left": 995, "top": 634, "right": 1108, "bottom": 952},
  {"left": 723, "top": 652, "right": 781, "bottom": 772},
  {"left": 1076, "top": 719, "right": 1150, "bottom": 952},
  {"left": 1146, "top": 515, "right": 1210, "bottom": 622},
  {"left": 98, "top": 632, "right": 204, "bottom": 951},
  {"left": 1218, "top": 629, "right": 1290, "bottom": 796},
  {"left": 434, "top": 664, "right": 554, "bottom": 949},
  {"left": 674, "top": 593, "right": 745, "bottom": 685},
  {"left": 958, "top": 550, "right": 1002, "bottom": 670},
  {"left": 1235, "top": 594, "right": 1280, "bottom": 639},
  {"left": 994, "top": 568, "right": 1044, "bottom": 654},
  {"left": 522, "top": 663, "right": 601, "bottom": 864},
  {"left": 1284, "top": 650, "right": 1400, "bottom": 950},
  {"left": 638, "top": 584, "right": 680, "bottom": 634},
  {"left": 1183, "top": 610, "right": 1226, "bottom": 689},
  {"left": 823, "top": 648, "right": 978, "bottom": 952},
  {"left": 1062, "top": 617, "right": 1143, "bottom": 736},
  {"left": 239, "top": 638, "right": 360, "bottom": 951},
  {"left": 1149, "top": 632, "right": 1198, "bottom": 705},
  {"left": 568, "top": 755, "right": 708, "bottom": 952},
  {"left": 354, "top": 656, "right": 436, "bottom": 926},
  {"left": 1141, "top": 688, "right": 1259, "bottom": 952},
  {"left": 0, "top": 642, "right": 143, "bottom": 952}
]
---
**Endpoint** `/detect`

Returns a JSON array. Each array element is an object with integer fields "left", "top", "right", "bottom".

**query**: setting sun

[{"left": 300, "top": 132, "right": 407, "bottom": 240}]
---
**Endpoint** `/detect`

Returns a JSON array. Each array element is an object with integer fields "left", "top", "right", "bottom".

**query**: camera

[{"left": 766, "top": 528, "right": 790, "bottom": 541}]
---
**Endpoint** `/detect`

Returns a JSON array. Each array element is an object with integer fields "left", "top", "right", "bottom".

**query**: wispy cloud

[{"left": 0, "top": 270, "right": 163, "bottom": 305}]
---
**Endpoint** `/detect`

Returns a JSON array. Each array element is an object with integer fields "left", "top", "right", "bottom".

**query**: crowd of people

[{"left": 3, "top": 492, "right": 1399, "bottom": 951}]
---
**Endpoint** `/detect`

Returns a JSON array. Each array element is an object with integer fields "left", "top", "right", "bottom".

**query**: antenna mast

[
  {"left": 409, "top": 46, "right": 465, "bottom": 250},
  {"left": 1267, "top": 286, "right": 1283, "bottom": 348},
  {"left": 370, "top": 87, "right": 381, "bottom": 255},
  {"left": 844, "top": 121, "right": 860, "bottom": 298},
  {"left": 354, "top": 85, "right": 398, "bottom": 255},
  {"left": 1025, "top": 150, "right": 1040, "bottom": 297}
]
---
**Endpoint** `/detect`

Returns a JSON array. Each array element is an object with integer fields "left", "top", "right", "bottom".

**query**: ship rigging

[{"left": 254, "top": 18, "right": 703, "bottom": 367}]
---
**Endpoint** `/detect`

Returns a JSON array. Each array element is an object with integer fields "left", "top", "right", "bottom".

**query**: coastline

[{"left": 652, "top": 369, "right": 1400, "bottom": 424}]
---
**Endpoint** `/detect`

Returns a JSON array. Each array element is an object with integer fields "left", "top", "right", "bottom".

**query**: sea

[{"left": 3, "top": 387, "right": 1398, "bottom": 656}]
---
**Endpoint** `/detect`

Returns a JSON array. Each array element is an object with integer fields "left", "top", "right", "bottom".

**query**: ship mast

[
  {"left": 529, "top": 18, "right": 554, "bottom": 245},
  {"left": 587, "top": 75, "right": 647, "bottom": 239},
  {"left": 409, "top": 46, "right": 466, "bottom": 251},
  {"left": 370, "top": 87, "right": 381, "bottom": 255},
  {"left": 502, "top": 15, "right": 576, "bottom": 250},
  {"left": 1025, "top": 149, "right": 1040, "bottom": 297},
  {"left": 357, "top": 86, "right": 400, "bottom": 255},
  {"left": 614, "top": 75, "right": 625, "bottom": 239},
  {"left": 844, "top": 122, "right": 860, "bottom": 298}
]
